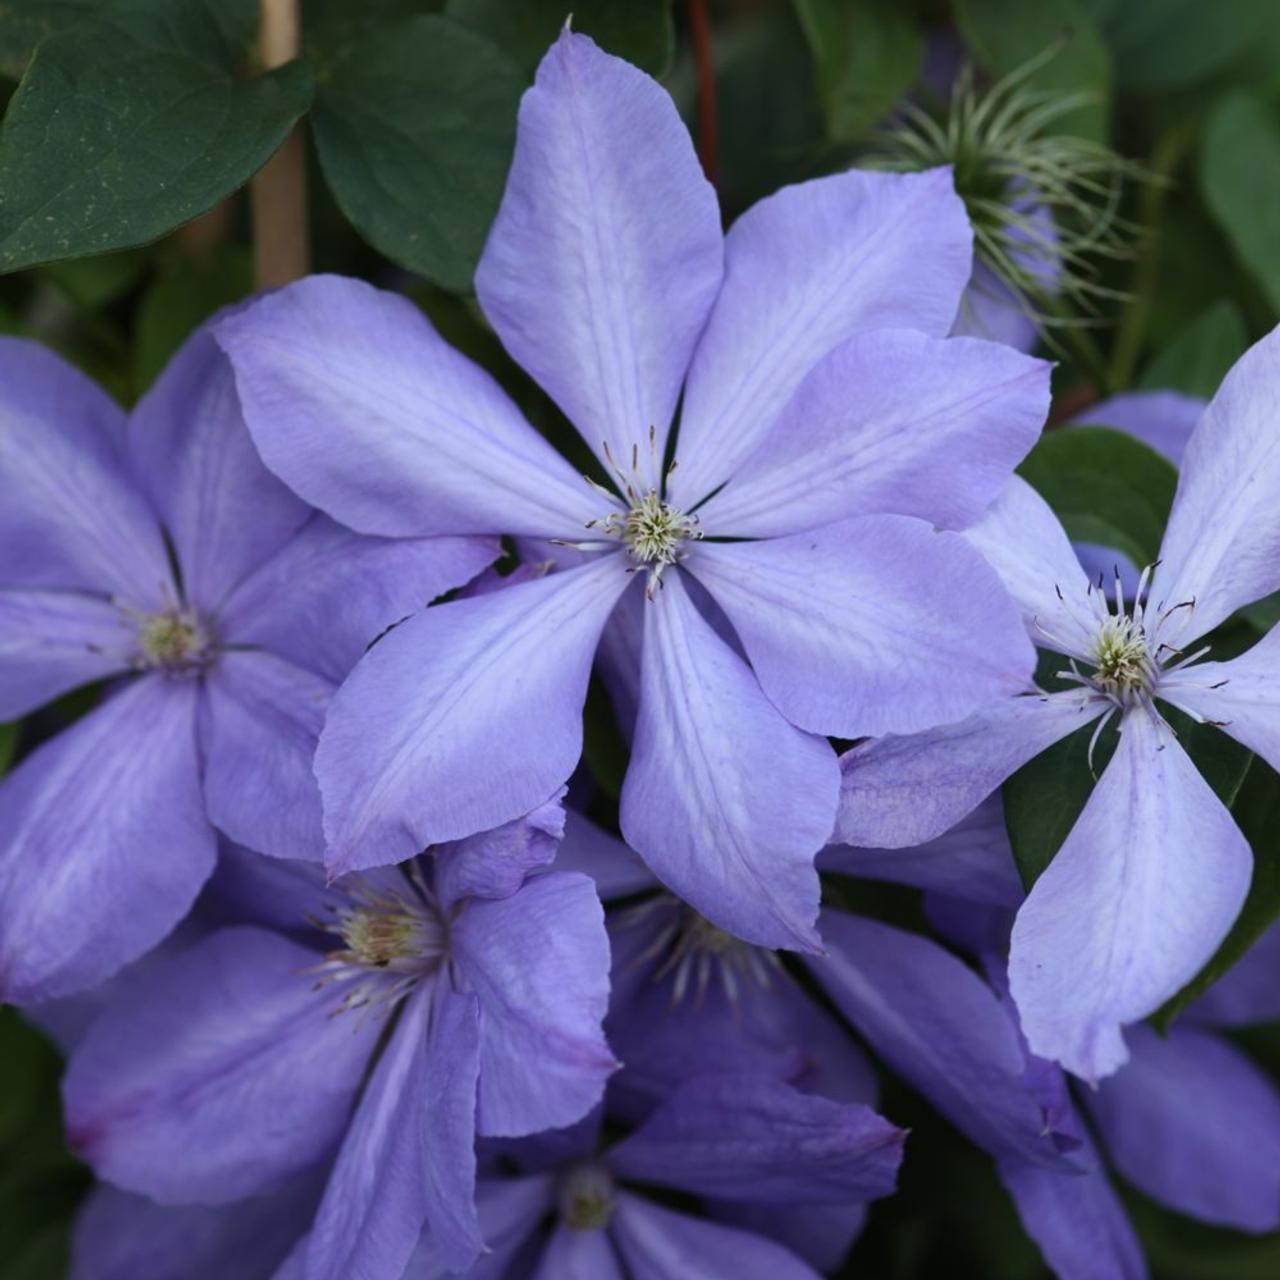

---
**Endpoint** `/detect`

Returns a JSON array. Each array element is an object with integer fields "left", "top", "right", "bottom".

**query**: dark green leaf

[
  {"left": 0, "top": 720, "right": 16, "bottom": 775},
  {"left": 133, "top": 245, "right": 251, "bottom": 389},
  {"left": 446, "top": 0, "right": 674, "bottom": 79},
  {"left": 0, "top": 0, "right": 106, "bottom": 79},
  {"left": 581, "top": 675, "right": 628, "bottom": 799},
  {"left": 312, "top": 15, "right": 522, "bottom": 292},
  {"left": 791, "top": 0, "right": 922, "bottom": 142},
  {"left": 1200, "top": 92, "right": 1280, "bottom": 316},
  {"left": 0, "top": 0, "right": 313, "bottom": 273},
  {"left": 1017, "top": 425, "right": 1177, "bottom": 570},
  {"left": 302, "top": 0, "right": 440, "bottom": 66},
  {"left": 953, "top": 0, "right": 1111, "bottom": 142},
  {"left": 41, "top": 247, "right": 146, "bottom": 309},
  {"left": 1139, "top": 299, "right": 1247, "bottom": 399}
]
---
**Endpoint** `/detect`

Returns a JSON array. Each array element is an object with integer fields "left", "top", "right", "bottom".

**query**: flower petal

[
  {"left": 1153, "top": 327, "right": 1280, "bottom": 640},
  {"left": 63, "top": 926, "right": 374, "bottom": 1204},
  {"left": 434, "top": 794, "right": 565, "bottom": 909},
  {"left": 215, "top": 276, "right": 591, "bottom": 539},
  {"left": 128, "top": 322, "right": 311, "bottom": 614},
  {"left": 609, "top": 1073, "right": 903, "bottom": 1205},
  {"left": 690, "top": 515, "right": 1035, "bottom": 738},
  {"left": 0, "top": 337, "right": 169, "bottom": 604},
  {"left": 808, "top": 910, "right": 1077, "bottom": 1168},
  {"left": 454, "top": 870, "right": 614, "bottom": 1137},
  {"left": 1071, "top": 389, "right": 1204, "bottom": 467},
  {"left": 619, "top": 572, "right": 836, "bottom": 950},
  {"left": 198, "top": 652, "right": 331, "bottom": 862},
  {"left": 1085, "top": 1024, "right": 1280, "bottom": 1232},
  {"left": 0, "top": 675, "right": 216, "bottom": 1003},
  {"left": 475, "top": 30, "right": 722, "bottom": 489},
  {"left": 218, "top": 515, "right": 497, "bottom": 684},
  {"left": 670, "top": 167, "right": 972, "bottom": 506},
  {"left": 317, "top": 555, "right": 629, "bottom": 874},
  {"left": 1185, "top": 920, "right": 1280, "bottom": 1029},
  {"left": 612, "top": 1193, "right": 822, "bottom": 1280},
  {"left": 551, "top": 809, "right": 659, "bottom": 901},
  {"left": 697, "top": 331, "right": 1049, "bottom": 538},
  {"left": 835, "top": 689, "right": 1099, "bottom": 848},
  {"left": 1009, "top": 711, "right": 1253, "bottom": 1082},
  {"left": 0, "top": 589, "right": 135, "bottom": 719},
  {"left": 534, "top": 1224, "right": 624, "bottom": 1280}
]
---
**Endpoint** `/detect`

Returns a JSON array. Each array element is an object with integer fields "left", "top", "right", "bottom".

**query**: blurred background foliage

[{"left": 2, "top": 0, "right": 1280, "bottom": 1276}]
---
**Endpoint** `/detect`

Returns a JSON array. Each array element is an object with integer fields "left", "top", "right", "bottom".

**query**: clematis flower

[
  {"left": 62, "top": 801, "right": 614, "bottom": 1280},
  {"left": 215, "top": 30, "right": 1049, "bottom": 950},
  {"left": 837, "top": 329, "right": 1280, "bottom": 1079},
  {"left": 0, "top": 325, "right": 495, "bottom": 1004}
]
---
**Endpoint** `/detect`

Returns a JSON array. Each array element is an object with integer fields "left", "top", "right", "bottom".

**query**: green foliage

[
  {"left": 0, "top": 0, "right": 105, "bottom": 78},
  {"left": 1139, "top": 299, "right": 1247, "bottom": 399}
]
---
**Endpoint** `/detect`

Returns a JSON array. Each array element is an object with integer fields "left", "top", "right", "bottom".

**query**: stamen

[{"left": 560, "top": 1162, "right": 616, "bottom": 1232}]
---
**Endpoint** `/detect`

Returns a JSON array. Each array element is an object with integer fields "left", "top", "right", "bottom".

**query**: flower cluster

[{"left": 3, "top": 31, "right": 1279, "bottom": 1280}]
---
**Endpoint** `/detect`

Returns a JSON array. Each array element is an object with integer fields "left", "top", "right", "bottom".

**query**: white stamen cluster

[{"left": 130, "top": 605, "right": 213, "bottom": 674}]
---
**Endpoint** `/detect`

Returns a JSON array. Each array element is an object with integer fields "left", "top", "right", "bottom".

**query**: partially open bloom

[
  {"left": 217, "top": 30, "right": 1048, "bottom": 951},
  {"left": 836, "top": 327, "right": 1280, "bottom": 1079},
  {"left": 0, "top": 324, "right": 494, "bottom": 1004}
]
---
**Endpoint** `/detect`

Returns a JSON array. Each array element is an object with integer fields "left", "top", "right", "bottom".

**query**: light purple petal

[
  {"left": 1185, "top": 920, "right": 1280, "bottom": 1028},
  {"left": 0, "top": 675, "right": 215, "bottom": 1003},
  {"left": 63, "top": 926, "right": 374, "bottom": 1203},
  {"left": 0, "top": 589, "right": 135, "bottom": 718},
  {"left": 198, "top": 652, "right": 331, "bottom": 862},
  {"left": 128, "top": 323, "right": 311, "bottom": 614},
  {"left": 609, "top": 1073, "right": 903, "bottom": 1205},
  {"left": 619, "top": 572, "right": 836, "bottom": 950},
  {"left": 0, "top": 337, "right": 170, "bottom": 605},
  {"left": 475, "top": 30, "right": 722, "bottom": 489},
  {"left": 1153, "top": 327, "right": 1280, "bottom": 640},
  {"left": 535, "top": 1224, "right": 624, "bottom": 1280},
  {"left": 670, "top": 167, "right": 972, "bottom": 506},
  {"left": 822, "top": 795, "right": 1024, "bottom": 908},
  {"left": 611, "top": 1193, "right": 823, "bottom": 1280},
  {"left": 835, "top": 689, "right": 1099, "bottom": 848},
  {"left": 1009, "top": 711, "right": 1253, "bottom": 1082},
  {"left": 551, "top": 809, "right": 658, "bottom": 901},
  {"left": 454, "top": 870, "right": 614, "bottom": 1137},
  {"left": 690, "top": 515, "right": 1034, "bottom": 738},
  {"left": 1071, "top": 389, "right": 1205, "bottom": 467},
  {"left": 1086, "top": 1024, "right": 1280, "bottom": 1232},
  {"left": 215, "top": 276, "right": 592, "bottom": 539},
  {"left": 218, "top": 515, "right": 497, "bottom": 684},
  {"left": 952, "top": 259, "right": 1040, "bottom": 352},
  {"left": 317, "top": 555, "right": 629, "bottom": 874},
  {"left": 696, "top": 330, "right": 1048, "bottom": 538},
  {"left": 808, "top": 910, "right": 1077, "bottom": 1168},
  {"left": 706, "top": 1200, "right": 866, "bottom": 1275}
]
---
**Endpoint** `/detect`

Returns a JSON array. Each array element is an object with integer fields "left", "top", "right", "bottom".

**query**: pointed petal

[
  {"left": 670, "top": 167, "right": 973, "bottom": 506},
  {"left": 454, "top": 871, "right": 613, "bottom": 1137},
  {"left": 698, "top": 331, "right": 1049, "bottom": 538},
  {"left": 964, "top": 477, "right": 1097, "bottom": 657},
  {"left": 0, "top": 676, "right": 216, "bottom": 1003},
  {"left": 609, "top": 1073, "right": 903, "bottom": 1205},
  {"left": 215, "top": 276, "right": 591, "bottom": 539},
  {"left": 1153, "top": 327, "right": 1280, "bottom": 639},
  {"left": 1085, "top": 1024, "right": 1280, "bottom": 1232},
  {"left": 612, "top": 1194, "right": 822, "bottom": 1280},
  {"left": 705, "top": 1200, "right": 866, "bottom": 1275},
  {"left": 690, "top": 515, "right": 1034, "bottom": 738},
  {"left": 1071, "top": 389, "right": 1204, "bottom": 467},
  {"left": 218, "top": 516, "right": 497, "bottom": 684},
  {"left": 551, "top": 809, "right": 659, "bottom": 901},
  {"left": 128, "top": 323, "right": 310, "bottom": 614},
  {"left": 63, "top": 926, "right": 374, "bottom": 1203},
  {"left": 808, "top": 910, "right": 1076, "bottom": 1167},
  {"left": 0, "top": 337, "right": 170, "bottom": 605},
  {"left": 198, "top": 652, "right": 330, "bottom": 862},
  {"left": 1009, "top": 712, "right": 1253, "bottom": 1081},
  {"left": 0, "top": 589, "right": 135, "bottom": 718},
  {"left": 534, "top": 1224, "right": 624, "bottom": 1280},
  {"left": 620, "top": 572, "right": 836, "bottom": 950},
  {"left": 475, "top": 30, "right": 722, "bottom": 488},
  {"left": 317, "top": 555, "right": 629, "bottom": 873},
  {"left": 835, "top": 689, "right": 1099, "bottom": 848},
  {"left": 434, "top": 794, "right": 565, "bottom": 909}
]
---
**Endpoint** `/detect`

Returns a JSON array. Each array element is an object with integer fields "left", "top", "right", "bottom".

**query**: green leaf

[
  {"left": 446, "top": 0, "right": 674, "bottom": 79},
  {"left": 133, "top": 245, "right": 251, "bottom": 389},
  {"left": 791, "top": 0, "right": 922, "bottom": 142},
  {"left": 312, "top": 15, "right": 522, "bottom": 293},
  {"left": 302, "top": 0, "right": 441, "bottom": 67},
  {"left": 1017, "top": 425, "right": 1177, "bottom": 571},
  {"left": 1201, "top": 92, "right": 1280, "bottom": 316},
  {"left": 0, "top": 0, "right": 313, "bottom": 273},
  {"left": 0, "top": 721, "right": 15, "bottom": 775},
  {"left": 41, "top": 247, "right": 146, "bottom": 309},
  {"left": 953, "top": 0, "right": 1112, "bottom": 142},
  {"left": 1139, "top": 299, "right": 1247, "bottom": 399},
  {"left": 0, "top": 0, "right": 106, "bottom": 79}
]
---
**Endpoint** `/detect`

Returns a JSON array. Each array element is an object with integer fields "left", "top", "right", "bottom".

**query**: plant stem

[
  {"left": 688, "top": 0, "right": 718, "bottom": 186},
  {"left": 251, "top": 0, "right": 309, "bottom": 288}
]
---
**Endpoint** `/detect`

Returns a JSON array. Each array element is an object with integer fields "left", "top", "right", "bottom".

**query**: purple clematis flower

[
  {"left": 62, "top": 801, "right": 615, "bottom": 1280},
  {"left": 0, "top": 324, "right": 495, "bottom": 1004},
  {"left": 836, "top": 326, "right": 1280, "bottom": 1080},
  {"left": 214, "top": 30, "right": 1049, "bottom": 951}
]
